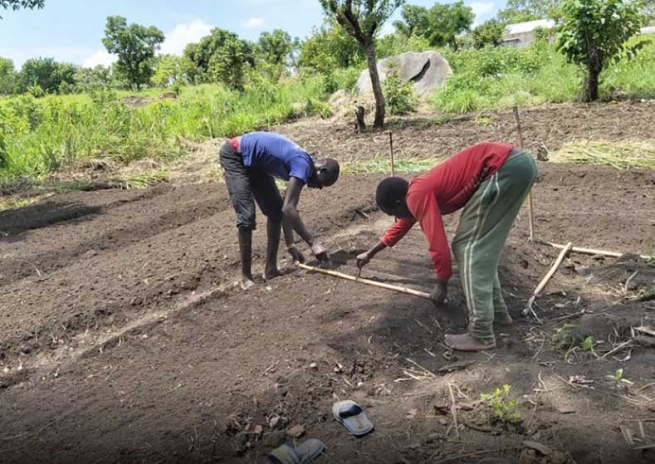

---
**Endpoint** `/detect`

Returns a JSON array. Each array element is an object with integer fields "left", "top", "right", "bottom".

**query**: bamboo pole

[
  {"left": 389, "top": 131, "right": 396, "bottom": 178},
  {"left": 514, "top": 106, "right": 535, "bottom": 242},
  {"left": 548, "top": 242, "right": 650, "bottom": 261},
  {"left": 297, "top": 263, "right": 431, "bottom": 299},
  {"left": 523, "top": 242, "right": 573, "bottom": 317}
]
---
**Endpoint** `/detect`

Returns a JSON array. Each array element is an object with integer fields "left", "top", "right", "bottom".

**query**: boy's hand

[
  {"left": 430, "top": 280, "right": 448, "bottom": 307},
  {"left": 356, "top": 252, "right": 371, "bottom": 269},
  {"left": 288, "top": 246, "right": 305, "bottom": 264}
]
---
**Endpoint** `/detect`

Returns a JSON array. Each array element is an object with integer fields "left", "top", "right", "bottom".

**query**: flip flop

[
  {"left": 268, "top": 439, "right": 326, "bottom": 464},
  {"left": 332, "top": 400, "right": 374, "bottom": 437}
]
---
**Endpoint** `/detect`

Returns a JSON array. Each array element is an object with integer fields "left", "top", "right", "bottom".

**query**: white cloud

[
  {"left": 82, "top": 50, "right": 117, "bottom": 68},
  {"left": 160, "top": 19, "right": 213, "bottom": 56},
  {"left": 243, "top": 17, "right": 265, "bottom": 29},
  {"left": 471, "top": 2, "right": 497, "bottom": 23}
]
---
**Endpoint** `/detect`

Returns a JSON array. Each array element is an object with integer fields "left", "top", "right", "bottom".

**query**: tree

[
  {"left": 257, "top": 29, "right": 296, "bottom": 66},
  {"left": 102, "top": 16, "right": 165, "bottom": 91},
  {"left": 0, "top": 0, "right": 44, "bottom": 18},
  {"left": 76, "top": 65, "right": 113, "bottom": 90},
  {"left": 152, "top": 55, "right": 191, "bottom": 87},
  {"left": 184, "top": 28, "right": 255, "bottom": 89},
  {"left": 319, "top": 0, "right": 405, "bottom": 129},
  {"left": 0, "top": 57, "right": 17, "bottom": 94},
  {"left": 471, "top": 19, "right": 505, "bottom": 49},
  {"left": 556, "top": 0, "right": 645, "bottom": 102},
  {"left": 393, "top": 4, "right": 430, "bottom": 37},
  {"left": 18, "top": 58, "right": 77, "bottom": 94},
  {"left": 392, "top": 1, "right": 474, "bottom": 49},
  {"left": 497, "top": 0, "right": 561, "bottom": 24},
  {"left": 298, "top": 23, "right": 364, "bottom": 73}
]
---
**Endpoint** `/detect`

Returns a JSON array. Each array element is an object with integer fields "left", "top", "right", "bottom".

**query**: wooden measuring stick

[
  {"left": 513, "top": 106, "right": 535, "bottom": 241},
  {"left": 389, "top": 131, "right": 396, "bottom": 177},
  {"left": 297, "top": 263, "right": 431, "bottom": 300},
  {"left": 523, "top": 242, "right": 573, "bottom": 316},
  {"left": 548, "top": 242, "right": 650, "bottom": 261}
]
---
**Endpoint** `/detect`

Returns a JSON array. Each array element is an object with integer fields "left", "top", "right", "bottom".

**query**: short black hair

[
  {"left": 376, "top": 177, "right": 409, "bottom": 213},
  {"left": 314, "top": 158, "right": 340, "bottom": 187}
]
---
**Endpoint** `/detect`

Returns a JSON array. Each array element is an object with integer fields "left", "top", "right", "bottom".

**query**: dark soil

[{"left": 1, "top": 106, "right": 655, "bottom": 464}]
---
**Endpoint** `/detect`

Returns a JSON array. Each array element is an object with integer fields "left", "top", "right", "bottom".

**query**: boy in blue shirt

[{"left": 219, "top": 132, "right": 340, "bottom": 290}]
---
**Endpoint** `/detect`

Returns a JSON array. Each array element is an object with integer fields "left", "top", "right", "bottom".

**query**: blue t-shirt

[{"left": 240, "top": 132, "right": 313, "bottom": 183}]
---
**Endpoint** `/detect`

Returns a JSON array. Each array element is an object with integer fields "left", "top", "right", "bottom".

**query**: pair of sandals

[{"left": 267, "top": 401, "right": 373, "bottom": 464}]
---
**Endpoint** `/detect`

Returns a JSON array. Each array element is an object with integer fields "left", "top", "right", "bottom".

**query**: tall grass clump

[{"left": 0, "top": 76, "right": 328, "bottom": 179}]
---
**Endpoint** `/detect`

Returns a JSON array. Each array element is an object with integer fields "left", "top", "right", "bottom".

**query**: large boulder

[{"left": 356, "top": 51, "right": 452, "bottom": 96}]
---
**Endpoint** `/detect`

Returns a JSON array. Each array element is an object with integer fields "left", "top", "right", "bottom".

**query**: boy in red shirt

[{"left": 356, "top": 143, "right": 538, "bottom": 351}]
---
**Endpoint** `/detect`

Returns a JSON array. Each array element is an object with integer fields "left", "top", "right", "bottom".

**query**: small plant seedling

[
  {"left": 605, "top": 368, "right": 634, "bottom": 390},
  {"left": 480, "top": 384, "right": 521, "bottom": 425},
  {"left": 582, "top": 336, "right": 597, "bottom": 357}
]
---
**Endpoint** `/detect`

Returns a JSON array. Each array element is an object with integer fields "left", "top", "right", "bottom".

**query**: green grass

[
  {"left": 431, "top": 39, "right": 655, "bottom": 113},
  {"left": 342, "top": 158, "right": 439, "bottom": 175},
  {"left": 0, "top": 77, "right": 329, "bottom": 179}
]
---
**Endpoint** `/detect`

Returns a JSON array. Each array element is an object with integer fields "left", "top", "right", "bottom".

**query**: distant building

[{"left": 503, "top": 19, "right": 556, "bottom": 48}]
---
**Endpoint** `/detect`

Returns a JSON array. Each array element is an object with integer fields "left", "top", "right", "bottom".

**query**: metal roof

[{"left": 505, "top": 19, "right": 555, "bottom": 35}]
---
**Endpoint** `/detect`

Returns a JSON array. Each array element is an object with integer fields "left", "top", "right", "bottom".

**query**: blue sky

[{"left": 0, "top": 0, "right": 506, "bottom": 68}]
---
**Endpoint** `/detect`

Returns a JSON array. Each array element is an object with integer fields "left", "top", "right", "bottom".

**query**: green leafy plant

[
  {"left": 605, "top": 368, "right": 634, "bottom": 390},
  {"left": 582, "top": 335, "right": 596, "bottom": 354},
  {"left": 383, "top": 61, "right": 415, "bottom": 115},
  {"left": 556, "top": 0, "right": 647, "bottom": 101},
  {"left": 480, "top": 385, "right": 521, "bottom": 424}
]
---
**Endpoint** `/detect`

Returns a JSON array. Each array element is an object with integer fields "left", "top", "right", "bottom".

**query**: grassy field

[{"left": 2, "top": 39, "right": 655, "bottom": 182}]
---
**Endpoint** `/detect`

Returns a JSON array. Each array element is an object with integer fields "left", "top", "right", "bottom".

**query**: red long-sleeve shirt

[{"left": 380, "top": 142, "right": 514, "bottom": 281}]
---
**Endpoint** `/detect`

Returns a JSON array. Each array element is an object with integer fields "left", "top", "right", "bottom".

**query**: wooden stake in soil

[
  {"left": 297, "top": 263, "right": 431, "bottom": 299},
  {"left": 547, "top": 242, "right": 651, "bottom": 261},
  {"left": 389, "top": 131, "right": 396, "bottom": 177},
  {"left": 513, "top": 106, "right": 535, "bottom": 241},
  {"left": 523, "top": 242, "right": 573, "bottom": 317}
]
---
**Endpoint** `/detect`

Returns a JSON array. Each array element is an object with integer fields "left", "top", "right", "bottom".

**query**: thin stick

[
  {"left": 297, "top": 263, "right": 430, "bottom": 299},
  {"left": 448, "top": 383, "right": 460, "bottom": 440},
  {"left": 389, "top": 132, "right": 395, "bottom": 178},
  {"left": 405, "top": 358, "right": 437, "bottom": 377},
  {"left": 601, "top": 340, "right": 633, "bottom": 360},
  {"left": 547, "top": 242, "right": 650, "bottom": 261},
  {"left": 514, "top": 106, "right": 535, "bottom": 241},
  {"left": 523, "top": 242, "right": 572, "bottom": 316}
]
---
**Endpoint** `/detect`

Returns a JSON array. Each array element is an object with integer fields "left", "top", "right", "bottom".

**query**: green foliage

[
  {"left": 298, "top": 24, "right": 364, "bottom": 74},
  {"left": 152, "top": 55, "right": 190, "bottom": 87},
  {"left": 582, "top": 335, "right": 596, "bottom": 354},
  {"left": 75, "top": 65, "right": 113, "bottom": 92},
  {"left": 0, "top": 0, "right": 44, "bottom": 18},
  {"left": 393, "top": 0, "right": 474, "bottom": 49},
  {"left": 480, "top": 385, "right": 521, "bottom": 424},
  {"left": 0, "top": 57, "right": 17, "bottom": 94},
  {"left": 383, "top": 61, "right": 415, "bottom": 115},
  {"left": 257, "top": 29, "right": 297, "bottom": 67},
  {"left": 184, "top": 28, "right": 255, "bottom": 90},
  {"left": 102, "top": 16, "right": 165, "bottom": 91},
  {"left": 497, "top": 0, "right": 561, "bottom": 24},
  {"left": 0, "top": 78, "right": 327, "bottom": 179},
  {"left": 377, "top": 33, "right": 432, "bottom": 59},
  {"left": 471, "top": 20, "right": 505, "bottom": 49},
  {"left": 556, "top": 0, "right": 646, "bottom": 102},
  {"left": 19, "top": 58, "right": 77, "bottom": 94}
]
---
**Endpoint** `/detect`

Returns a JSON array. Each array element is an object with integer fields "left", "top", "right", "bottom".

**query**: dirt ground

[{"left": 1, "top": 103, "right": 655, "bottom": 464}]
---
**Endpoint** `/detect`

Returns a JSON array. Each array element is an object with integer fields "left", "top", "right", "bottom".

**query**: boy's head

[
  {"left": 376, "top": 177, "right": 412, "bottom": 219},
  {"left": 308, "top": 158, "right": 340, "bottom": 189}
]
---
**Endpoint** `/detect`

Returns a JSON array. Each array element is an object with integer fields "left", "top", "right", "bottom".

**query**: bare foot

[
  {"left": 263, "top": 268, "right": 283, "bottom": 281},
  {"left": 445, "top": 333, "right": 496, "bottom": 352},
  {"left": 240, "top": 278, "right": 256, "bottom": 291},
  {"left": 494, "top": 312, "right": 514, "bottom": 326}
]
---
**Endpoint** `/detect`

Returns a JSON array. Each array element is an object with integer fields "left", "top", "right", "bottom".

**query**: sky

[{"left": 0, "top": 0, "right": 507, "bottom": 69}]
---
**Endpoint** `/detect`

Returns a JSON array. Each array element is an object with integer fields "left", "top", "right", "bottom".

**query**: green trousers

[{"left": 451, "top": 150, "right": 538, "bottom": 342}]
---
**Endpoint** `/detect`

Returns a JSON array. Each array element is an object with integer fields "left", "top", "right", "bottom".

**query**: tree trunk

[
  {"left": 585, "top": 47, "right": 602, "bottom": 102},
  {"left": 365, "top": 40, "right": 385, "bottom": 129}
]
